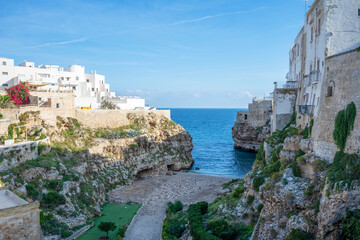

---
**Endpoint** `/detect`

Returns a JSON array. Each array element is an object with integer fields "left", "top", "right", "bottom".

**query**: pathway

[{"left": 109, "top": 172, "right": 231, "bottom": 240}]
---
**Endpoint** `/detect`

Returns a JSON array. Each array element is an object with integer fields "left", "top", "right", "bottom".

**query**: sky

[{"left": 0, "top": 0, "right": 313, "bottom": 108}]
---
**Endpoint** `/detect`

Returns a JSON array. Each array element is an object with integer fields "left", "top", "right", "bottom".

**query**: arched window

[{"left": 326, "top": 80, "right": 335, "bottom": 97}]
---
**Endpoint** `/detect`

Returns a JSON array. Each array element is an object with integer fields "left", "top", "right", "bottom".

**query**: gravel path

[{"left": 109, "top": 172, "right": 231, "bottom": 240}]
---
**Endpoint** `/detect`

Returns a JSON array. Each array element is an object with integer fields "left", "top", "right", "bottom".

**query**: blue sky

[{"left": 0, "top": 0, "right": 312, "bottom": 108}]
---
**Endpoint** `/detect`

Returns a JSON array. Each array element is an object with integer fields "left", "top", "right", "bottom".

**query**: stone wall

[
  {"left": 0, "top": 107, "right": 170, "bottom": 129},
  {"left": 0, "top": 138, "right": 50, "bottom": 172},
  {"left": 248, "top": 98, "right": 272, "bottom": 128},
  {"left": 312, "top": 49, "right": 360, "bottom": 161},
  {"left": 271, "top": 89, "right": 297, "bottom": 132},
  {"left": 74, "top": 109, "right": 171, "bottom": 129},
  {"left": 232, "top": 98, "right": 272, "bottom": 152},
  {"left": 0, "top": 201, "right": 42, "bottom": 240}
]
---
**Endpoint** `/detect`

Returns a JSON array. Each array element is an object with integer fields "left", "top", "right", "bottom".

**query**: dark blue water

[{"left": 169, "top": 108, "right": 256, "bottom": 178}]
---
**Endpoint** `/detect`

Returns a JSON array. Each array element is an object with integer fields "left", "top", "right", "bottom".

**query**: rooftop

[{"left": 0, "top": 189, "right": 28, "bottom": 210}]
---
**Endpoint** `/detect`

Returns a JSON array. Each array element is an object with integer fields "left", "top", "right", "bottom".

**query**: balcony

[
  {"left": 298, "top": 105, "right": 315, "bottom": 116},
  {"left": 303, "top": 71, "right": 320, "bottom": 86},
  {"left": 274, "top": 81, "right": 298, "bottom": 90}
]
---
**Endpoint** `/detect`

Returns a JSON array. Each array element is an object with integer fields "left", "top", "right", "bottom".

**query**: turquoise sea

[{"left": 169, "top": 108, "right": 256, "bottom": 178}]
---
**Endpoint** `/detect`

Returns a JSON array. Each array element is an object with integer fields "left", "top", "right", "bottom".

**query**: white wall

[{"left": 0, "top": 58, "right": 116, "bottom": 109}]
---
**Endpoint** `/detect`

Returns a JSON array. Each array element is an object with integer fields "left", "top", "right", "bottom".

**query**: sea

[{"left": 168, "top": 108, "right": 256, "bottom": 178}]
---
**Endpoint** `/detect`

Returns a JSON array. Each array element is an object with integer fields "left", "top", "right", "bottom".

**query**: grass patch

[{"left": 76, "top": 203, "right": 141, "bottom": 240}]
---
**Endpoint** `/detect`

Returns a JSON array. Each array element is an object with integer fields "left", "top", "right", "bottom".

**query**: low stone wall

[
  {"left": 0, "top": 202, "right": 42, "bottom": 240},
  {"left": 0, "top": 138, "right": 50, "bottom": 172},
  {"left": 74, "top": 109, "right": 171, "bottom": 129},
  {"left": 0, "top": 107, "right": 171, "bottom": 129}
]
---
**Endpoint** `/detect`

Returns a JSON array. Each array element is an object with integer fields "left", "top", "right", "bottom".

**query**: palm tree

[{"left": 0, "top": 95, "right": 15, "bottom": 108}]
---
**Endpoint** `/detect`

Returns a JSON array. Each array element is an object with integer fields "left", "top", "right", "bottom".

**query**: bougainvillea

[{"left": 6, "top": 83, "right": 30, "bottom": 105}]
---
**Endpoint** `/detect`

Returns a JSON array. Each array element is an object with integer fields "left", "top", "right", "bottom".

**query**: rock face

[
  {"left": 232, "top": 122, "right": 270, "bottom": 152},
  {"left": 0, "top": 112, "right": 193, "bottom": 236}
]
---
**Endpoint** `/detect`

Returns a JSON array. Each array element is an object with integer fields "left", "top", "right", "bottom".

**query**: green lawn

[{"left": 77, "top": 203, "right": 141, "bottom": 240}]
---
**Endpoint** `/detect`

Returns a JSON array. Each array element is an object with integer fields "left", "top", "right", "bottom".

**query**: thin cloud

[
  {"left": 22, "top": 37, "right": 87, "bottom": 49},
  {"left": 170, "top": 7, "right": 268, "bottom": 26},
  {"left": 101, "top": 7, "right": 268, "bottom": 36}
]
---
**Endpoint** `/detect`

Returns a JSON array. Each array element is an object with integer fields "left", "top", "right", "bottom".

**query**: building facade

[
  {"left": 0, "top": 57, "right": 117, "bottom": 108},
  {"left": 0, "top": 189, "right": 42, "bottom": 240},
  {"left": 288, "top": 0, "right": 360, "bottom": 127}
]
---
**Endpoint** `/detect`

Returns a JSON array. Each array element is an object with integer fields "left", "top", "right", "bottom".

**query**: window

[
  {"left": 56, "top": 103, "right": 60, "bottom": 109},
  {"left": 86, "top": 79, "right": 89, "bottom": 82},
  {"left": 92, "top": 88, "right": 94, "bottom": 91},
  {"left": 2, "top": 61, "right": 6, "bottom": 66},
  {"left": 317, "top": 19, "right": 321, "bottom": 35},
  {"left": 297, "top": 45, "right": 300, "bottom": 56},
  {"left": 358, "top": 8, "right": 360, "bottom": 16},
  {"left": 2, "top": 84, "right": 8, "bottom": 87},
  {"left": 76, "top": 76, "right": 79, "bottom": 80},
  {"left": 244, "top": 114, "right": 248, "bottom": 120},
  {"left": 73, "top": 87, "right": 76, "bottom": 90},
  {"left": 310, "top": 27, "right": 314, "bottom": 42},
  {"left": 38, "top": 97, "right": 42, "bottom": 101},
  {"left": 327, "top": 86, "right": 333, "bottom": 97},
  {"left": 2, "top": 72, "right": 8, "bottom": 75}
]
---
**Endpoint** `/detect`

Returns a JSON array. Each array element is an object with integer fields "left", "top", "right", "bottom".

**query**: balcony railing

[
  {"left": 303, "top": 71, "right": 320, "bottom": 86},
  {"left": 298, "top": 105, "right": 315, "bottom": 116},
  {"left": 274, "top": 81, "right": 298, "bottom": 90}
]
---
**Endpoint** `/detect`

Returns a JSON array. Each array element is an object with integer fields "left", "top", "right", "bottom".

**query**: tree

[
  {"left": 101, "top": 100, "right": 118, "bottom": 110},
  {"left": 0, "top": 95, "right": 15, "bottom": 108},
  {"left": 98, "top": 221, "right": 116, "bottom": 238}
]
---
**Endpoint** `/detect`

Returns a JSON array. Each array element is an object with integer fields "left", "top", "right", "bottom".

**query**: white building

[
  {"left": 103, "top": 96, "right": 150, "bottom": 110},
  {"left": 288, "top": 0, "right": 360, "bottom": 121},
  {"left": 0, "top": 57, "right": 146, "bottom": 109}
]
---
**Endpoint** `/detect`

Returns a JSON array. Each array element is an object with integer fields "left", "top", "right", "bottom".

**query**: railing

[
  {"left": 298, "top": 105, "right": 315, "bottom": 115},
  {"left": 303, "top": 71, "right": 320, "bottom": 86},
  {"left": 274, "top": 81, "right": 299, "bottom": 90}
]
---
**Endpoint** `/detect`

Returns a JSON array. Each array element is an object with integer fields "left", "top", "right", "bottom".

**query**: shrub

[
  {"left": 333, "top": 102, "right": 356, "bottom": 151},
  {"left": 188, "top": 202, "right": 219, "bottom": 240},
  {"left": 197, "top": 201, "right": 208, "bottom": 215},
  {"left": 340, "top": 210, "right": 360, "bottom": 240},
  {"left": 263, "top": 161, "right": 281, "bottom": 177},
  {"left": 257, "top": 204, "right": 264, "bottom": 213},
  {"left": 40, "top": 212, "right": 71, "bottom": 238},
  {"left": 6, "top": 84, "right": 30, "bottom": 105},
  {"left": 46, "top": 179, "right": 63, "bottom": 191},
  {"left": 101, "top": 100, "right": 118, "bottom": 110},
  {"left": 328, "top": 151, "right": 360, "bottom": 189},
  {"left": 40, "top": 191, "right": 66, "bottom": 209},
  {"left": 168, "top": 201, "right": 183, "bottom": 213},
  {"left": 246, "top": 195, "right": 255, "bottom": 205},
  {"left": 26, "top": 184, "right": 39, "bottom": 199},
  {"left": 311, "top": 159, "right": 328, "bottom": 171},
  {"left": 292, "top": 163, "right": 302, "bottom": 177},
  {"left": 117, "top": 225, "right": 128, "bottom": 239},
  {"left": 207, "top": 219, "right": 229, "bottom": 237},
  {"left": 166, "top": 219, "right": 186, "bottom": 238},
  {"left": 253, "top": 176, "right": 265, "bottom": 191},
  {"left": 232, "top": 184, "right": 245, "bottom": 198},
  {"left": 286, "top": 229, "right": 315, "bottom": 240}
]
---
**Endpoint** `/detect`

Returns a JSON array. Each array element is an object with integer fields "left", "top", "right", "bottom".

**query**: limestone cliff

[
  {"left": 217, "top": 109, "right": 360, "bottom": 240},
  {"left": 0, "top": 111, "right": 193, "bottom": 238},
  {"left": 232, "top": 122, "right": 270, "bottom": 152}
]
